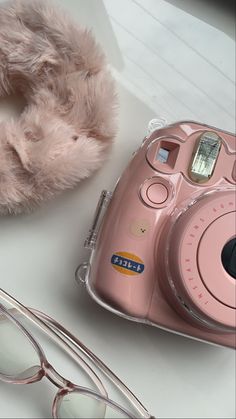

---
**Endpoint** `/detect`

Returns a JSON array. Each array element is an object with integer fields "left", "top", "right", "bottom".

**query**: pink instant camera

[{"left": 80, "top": 121, "right": 236, "bottom": 349}]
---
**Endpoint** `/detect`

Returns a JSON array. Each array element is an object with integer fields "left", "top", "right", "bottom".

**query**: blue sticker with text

[{"left": 111, "top": 252, "right": 145, "bottom": 276}]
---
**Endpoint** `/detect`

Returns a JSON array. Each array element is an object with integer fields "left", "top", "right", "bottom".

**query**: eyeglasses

[{"left": 0, "top": 288, "right": 155, "bottom": 419}]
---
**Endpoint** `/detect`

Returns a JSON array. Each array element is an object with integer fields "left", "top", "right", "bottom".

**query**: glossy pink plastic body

[{"left": 88, "top": 121, "right": 236, "bottom": 349}]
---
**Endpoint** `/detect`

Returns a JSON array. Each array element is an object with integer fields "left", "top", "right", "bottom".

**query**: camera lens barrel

[{"left": 163, "top": 190, "right": 236, "bottom": 330}]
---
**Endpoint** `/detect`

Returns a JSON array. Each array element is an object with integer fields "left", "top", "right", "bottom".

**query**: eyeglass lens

[
  {"left": 57, "top": 391, "right": 131, "bottom": 418},
  {"left": 0, "top": 309, "right": 41, "bottom": 381}
]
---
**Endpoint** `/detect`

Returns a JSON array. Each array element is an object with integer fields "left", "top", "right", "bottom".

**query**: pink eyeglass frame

[{"left": 0, "top": 288, "right": 154, "bottom": 419}]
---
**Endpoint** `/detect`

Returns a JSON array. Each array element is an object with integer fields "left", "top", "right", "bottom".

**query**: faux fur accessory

[{"left": 0, "top": 0, "right": 117, "bottom": 215}]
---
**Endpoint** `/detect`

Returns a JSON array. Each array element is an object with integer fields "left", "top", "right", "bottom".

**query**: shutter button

[
  {"left": 146, "top": 183, "right": 168, "bottom": 204},
  {"left": 140, "top": 178, "right": 172, "bottom": 208}
]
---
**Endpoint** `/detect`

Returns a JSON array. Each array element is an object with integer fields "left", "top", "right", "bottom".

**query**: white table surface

[{"left": 0, "top": 0, "right": 235, "bottom": 418}]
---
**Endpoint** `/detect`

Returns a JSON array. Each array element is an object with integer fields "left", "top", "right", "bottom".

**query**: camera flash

[{"left": 189, "top": 131, "right": 222, "bottom": 183}]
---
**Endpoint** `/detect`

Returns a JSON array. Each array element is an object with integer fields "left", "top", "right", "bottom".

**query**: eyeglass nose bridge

[{"left": 43, "top": 361, "right": 72, "bottom": 390}]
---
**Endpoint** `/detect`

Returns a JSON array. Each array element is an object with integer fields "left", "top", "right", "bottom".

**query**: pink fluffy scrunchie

[{"left": 0, "top": 0, "right": 117, "bottom": 215}]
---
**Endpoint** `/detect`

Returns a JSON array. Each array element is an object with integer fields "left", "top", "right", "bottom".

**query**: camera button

[
  {"left": 146, "top": 183, "right": 168, "bottom": 204},
  {"left": 140, "top": 177, "right": 172, "bottom": 208}
]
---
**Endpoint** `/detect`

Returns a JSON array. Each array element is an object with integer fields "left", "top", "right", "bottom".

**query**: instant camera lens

[
  {"left": 163, "top": 190, "right": 236, "bottom": 330},
  {"left": 221, "top": 238, "right": 236, "bottom": 280}
]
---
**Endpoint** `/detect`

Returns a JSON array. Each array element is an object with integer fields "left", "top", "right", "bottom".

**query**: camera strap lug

[{"left": 84, "top": 190, "right": 113, "bottom": 250}]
